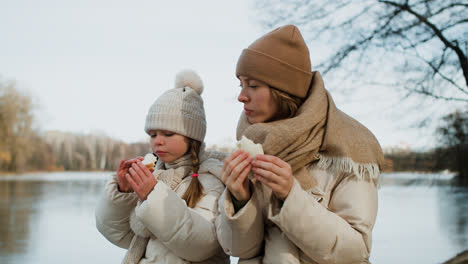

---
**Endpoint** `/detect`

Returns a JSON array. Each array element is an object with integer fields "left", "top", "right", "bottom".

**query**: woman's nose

[{"left": 238, "top": 88, "right": 248, "bottom": 103}]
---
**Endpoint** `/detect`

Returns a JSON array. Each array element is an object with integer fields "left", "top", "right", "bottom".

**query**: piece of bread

[
  {"left": 236, "top": 136, "right": 264, "bottom": 158},
  {"left": 142, "top": 153, "right": 157, "bottom": 172}
]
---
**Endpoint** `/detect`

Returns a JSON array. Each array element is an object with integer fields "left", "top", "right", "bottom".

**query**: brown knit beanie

[
  {"left": 236, "top": 24, "right": 312, "bottom": 98},
  {"left": 144, "top": 70, "right": 206, "bottom": 142}
]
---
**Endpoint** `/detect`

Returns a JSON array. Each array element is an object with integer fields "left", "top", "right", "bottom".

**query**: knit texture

[
  {"left": 144, "top": 70, "right": 206, "bottom": 142},
  {"left": 236, "top": 24, "right": 312, "bottom": 98},
  {"left": 237, "top": 71, "right": 385, "bottom": 190}
]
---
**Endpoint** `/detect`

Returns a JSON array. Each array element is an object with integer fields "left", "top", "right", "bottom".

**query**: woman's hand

[
  {"left": 221, "top": 150, "right": 253, "bottom": 202},
  {"left": 252, "top": 154, "right": 293, "bottom": 200},
  {"left": 126, "top": 161, "right": 157, "bottom": 201},
  {"left": 116, "top": 157, "right": 143, "bottom": 192}
]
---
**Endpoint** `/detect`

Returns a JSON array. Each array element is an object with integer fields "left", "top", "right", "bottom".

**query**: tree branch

[
  {"left": 398, "top": 33, "right": 467, "bottom": 95},
  {"left": 432, "top": 2, "right": 468, "bottom": 17},
  {"left": 406, "top": 87, "right": 468, "bottom": 102},
  {"left": 321, "top": 5, "right": 402, "bottom": 73},
  {"left": 442, "top": 18, "right": 468, "bottom": 32},
  {"left": 378, "top": 0, "right": 468, "bottom": 87}
]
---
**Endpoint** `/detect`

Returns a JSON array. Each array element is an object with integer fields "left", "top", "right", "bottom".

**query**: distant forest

[
  {"left": 1, "top": 78, "right": 466, "bottom": 184},
  {"left": 1, "top": 130, "right": 151, "bottom": 172},
  {"left": 0, "top": 128, "right": 462, "bottom": 175}
]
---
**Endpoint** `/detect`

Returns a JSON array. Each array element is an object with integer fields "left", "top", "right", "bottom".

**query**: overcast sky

[{"left": 0, "top": 0, "right": 455, "bottom": 150}]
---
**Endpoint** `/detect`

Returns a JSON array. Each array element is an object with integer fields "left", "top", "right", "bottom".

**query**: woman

[{"left": 215, "top": 25, "right": 384, "bottom": 264}]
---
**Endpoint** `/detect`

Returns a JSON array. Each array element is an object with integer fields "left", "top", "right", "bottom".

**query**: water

[
  {"left": 0, "top": 172, "right": 467, "bottom": 264},
  {"left": 372, "top": 173, "right": 468, "bottom": 263},
  {"left": 0, "top": 172, "right": 124, "bottom": 264}
]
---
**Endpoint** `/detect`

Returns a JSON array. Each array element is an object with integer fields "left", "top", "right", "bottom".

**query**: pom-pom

[{"left": 174, "top": 69, "right": 204, "bottom": 95}]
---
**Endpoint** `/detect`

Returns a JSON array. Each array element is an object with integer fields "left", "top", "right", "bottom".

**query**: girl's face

[
  {"left": 149, "top": 130, "right": 189, "bottom": 163},
  {"left": 237, "top": 76, "right": 278, "bottom": 124}
]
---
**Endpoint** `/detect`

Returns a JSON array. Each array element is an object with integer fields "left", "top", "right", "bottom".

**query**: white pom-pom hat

[
  {"left": 174, "top": 69, "right": 204, "bottom": 95},
  {"left": 144, "top": 69, "right": 206, "bottom": 142}
]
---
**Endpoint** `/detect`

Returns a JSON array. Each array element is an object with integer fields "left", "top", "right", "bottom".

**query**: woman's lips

[{"left": 244, "top": 108, "right": 252, "bottom": 115}]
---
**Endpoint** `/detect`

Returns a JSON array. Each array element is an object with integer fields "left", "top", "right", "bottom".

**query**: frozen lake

[{"left": 0, "top": 171, "right": 467, "bottom": 263}]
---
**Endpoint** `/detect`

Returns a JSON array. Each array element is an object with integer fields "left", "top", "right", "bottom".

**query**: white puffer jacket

[
  {"left": 216, "top": 162, "right": 378, "bottom": 264},
  {"left": 95, "top": 158, "right": 229, "bottom": 264}
]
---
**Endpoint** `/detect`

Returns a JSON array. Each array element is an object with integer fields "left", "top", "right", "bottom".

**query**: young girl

[
  {"left": 95, "top": 70, "right": 229, "bottom": 264},
  {"left": 216, "top": 25, "right": 384, "bottom": 263}
]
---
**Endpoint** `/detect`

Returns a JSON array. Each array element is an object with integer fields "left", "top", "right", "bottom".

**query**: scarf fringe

[{"left": 316, "top": 154, "right": 380, "bottom": 184}]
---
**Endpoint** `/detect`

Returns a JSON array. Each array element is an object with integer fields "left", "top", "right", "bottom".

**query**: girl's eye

[
  {"left": 164, "top": 133, "right": 174, "bottom": 137},
  {"left": 150, "top": 134, "right": 156, "bottom": 138},
  {"left": 248, "top": 85, "right": 258, "bottom": 88}
]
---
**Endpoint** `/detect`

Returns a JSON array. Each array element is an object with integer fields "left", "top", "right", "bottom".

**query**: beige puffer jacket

[
  {"left": 216, "top": 162, "right": 378, "bottom": 264},
  {"left": 95, "top": 158, "right": 229, "bottom": 264}
]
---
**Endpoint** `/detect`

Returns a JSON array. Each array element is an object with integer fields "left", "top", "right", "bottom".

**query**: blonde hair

[
  {"left": 181, "top": 139, "right": 204, "bottom": 208},
  {"left": 269, "top": 88, "right": 304, "bottom": 121}
]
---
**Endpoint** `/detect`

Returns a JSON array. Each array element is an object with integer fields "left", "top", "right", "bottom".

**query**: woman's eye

[{"left": 248, "top": 85, "right": 258, "bottom": 88}]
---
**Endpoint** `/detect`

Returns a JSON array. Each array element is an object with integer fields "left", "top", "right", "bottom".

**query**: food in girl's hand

[
  {"left": 142, "top": 153, "right": 157, "bottom": 172},
  {"left": 236, "top": 135, "right": 264, "bottom": 158}
]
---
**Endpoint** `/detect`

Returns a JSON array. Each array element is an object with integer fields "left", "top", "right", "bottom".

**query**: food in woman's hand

[
  {"left": 142, "top": 153, "right": 157, "bottom": 172},
  {"left": 236, "top": 136, "right": 264, "bottom": 158}
]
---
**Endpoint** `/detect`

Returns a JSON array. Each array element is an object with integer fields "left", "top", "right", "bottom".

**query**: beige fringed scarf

[
  {"left": 122, "top": 154, "right": 193, "bottom": 264},
  {"left": 237, "top": 71, "right": 384, "bottom": 191}
]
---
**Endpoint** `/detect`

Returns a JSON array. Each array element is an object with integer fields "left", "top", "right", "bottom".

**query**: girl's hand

[
  {"left": 126, "top": 161, "right": 157, "bottom": 201},
  {"left": 221, "top": 150, "right": 253, "bottom": 202},
  {"left": 252, "top": 154, "right": 293, "bottom": 200},
  {"left": 116, "top": 157, "right": 143, "bottom": 192}
]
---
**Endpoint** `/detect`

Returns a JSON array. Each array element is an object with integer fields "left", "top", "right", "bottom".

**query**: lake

[{"left": 0, "top": 172, "right": 467, "bottom": 263}]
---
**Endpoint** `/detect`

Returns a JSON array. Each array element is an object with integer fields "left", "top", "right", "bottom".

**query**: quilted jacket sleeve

[
  {"left": 135, "top": 174, "right": 224, "bottom": 262},
  {"left": 269, "top": 175, "right": 378, "bottom": 264},
  {"left": 95, "top": 176, "right": 138, "bottom": 249},
  {"left": 215, "top": 181, "right": 265, "bottom": 259}
]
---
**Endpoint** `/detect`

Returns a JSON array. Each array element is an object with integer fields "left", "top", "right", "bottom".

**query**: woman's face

[
  {"left": 238, "top": 76, "right": 278, "bottom": 124},
  {"left": 148, "top": 130, "right": 189, "bottom": 163}
]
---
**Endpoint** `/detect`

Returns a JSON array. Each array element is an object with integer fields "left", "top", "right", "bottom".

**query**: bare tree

[
  {"left": 436, "top": 108, "right": 468, "bottom": 183},
  {"left": 255, "top": 0, "right": 468, "bottom": 102},
  {"left": 42, "top": 130, "right": 151, "bottom": 171},
  {"left": 0, "top": 80, "right": 36, "bottom": 172},
  {"left": 0, "top": 80, "right": 150, "bottom": 172}
]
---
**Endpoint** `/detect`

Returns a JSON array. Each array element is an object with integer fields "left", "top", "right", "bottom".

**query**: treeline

[
  {"left": 384, "top": 146, "right": 467, "bottom": 185},
  {"left": 384, "top": 147, "right": 466, "bottom": 174},
  {"left": 1, "top": 130, "right": 151, "bottom": 172},
  {"left": 1, "top": 79, "right": 467, "bottom": 183},
  {"left": 384, "top": 109, "right": 468, "bottom": 184},
  {"left": 0, "top": 80, "right": 150, "bottom": 172},
  {"left": 46, "top": 131, "right": 150, "bottom": 171}
]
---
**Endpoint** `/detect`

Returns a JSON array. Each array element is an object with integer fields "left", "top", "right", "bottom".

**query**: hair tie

[{"left": 192, "top": 173, "right": 199, "bottom": 178}]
